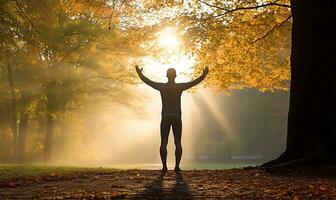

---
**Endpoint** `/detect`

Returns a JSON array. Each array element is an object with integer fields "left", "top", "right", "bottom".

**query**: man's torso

[{"left": 158, "top": 83, "right": 184, "bottom": 115}]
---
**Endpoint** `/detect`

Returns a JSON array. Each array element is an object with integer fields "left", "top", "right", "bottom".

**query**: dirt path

[{"left": 1, "top": 167, "right": 336, "bottom": 199}]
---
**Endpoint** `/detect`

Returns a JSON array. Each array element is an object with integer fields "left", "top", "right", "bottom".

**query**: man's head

[{"left": 166, "top": 68, "right": 177, "bottom": 80}]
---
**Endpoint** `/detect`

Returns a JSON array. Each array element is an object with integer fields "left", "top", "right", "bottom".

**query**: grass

[
  {"left": 0, "top": 164, "right": 117, "bottom": 181},
  {"left": 0, "top": 162, "right": 258, "bottom": 181}
]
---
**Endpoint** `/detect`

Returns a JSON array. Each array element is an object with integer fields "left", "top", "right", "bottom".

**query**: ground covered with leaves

[{"left": 1, "top": 165, "right": 336, "bottom": 199}]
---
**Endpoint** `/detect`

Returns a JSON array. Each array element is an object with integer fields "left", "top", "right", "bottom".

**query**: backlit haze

[
  {"left": 49, "top": 27, "right": 288, "bottom": 169},
  {"left": 143, "top": 27, "right": 195, "bottom": 82}
]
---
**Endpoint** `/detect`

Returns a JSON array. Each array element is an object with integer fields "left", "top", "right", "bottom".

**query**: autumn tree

[
  {"left": 0, "top": 0, "right": 143, "bottom": 162},
  {"left": 0, "top": 0, "right": 41, "bottom": 161},
  {"left": 137, "top": 0, "right": 291, "bottom": 90}
]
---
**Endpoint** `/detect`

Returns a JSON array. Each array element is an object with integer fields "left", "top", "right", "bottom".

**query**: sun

[
  {"left": 141, "top": 27, "right": 195, "bottom": 82},
  {"left": 157, "top": 28, "right": 180, "bottom": 50},
  {"left": 142, "top": 55, "right": 195, "bottom": 82}
]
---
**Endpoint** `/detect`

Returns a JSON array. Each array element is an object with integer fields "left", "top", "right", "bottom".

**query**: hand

[
  {"left": 203, "top": 66, "right": 209, "bottom": 76},
  {"left": 135, "top": 65, "right": 143, "bottom": 74}
]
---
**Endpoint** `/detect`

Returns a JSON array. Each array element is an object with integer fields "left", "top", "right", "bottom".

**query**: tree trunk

[
  {"left": 43, "top": 113, "right": 54, "bottom": 163},
  {"left": 263, "top": 0, "right": 336, "bottom": 166},
  {"left": 6, "top": 55, "right": 18, "bottom": 162},
  {"left": 43, "top": 82, "right": 56, "bottom": 163},
  {"left": 17, "top": 108, "right": 28, "bottom": 163}
]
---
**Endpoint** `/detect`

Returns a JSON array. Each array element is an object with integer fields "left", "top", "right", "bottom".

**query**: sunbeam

[{"left": 197, "top": 90, "right": 234, "bottom": 137}]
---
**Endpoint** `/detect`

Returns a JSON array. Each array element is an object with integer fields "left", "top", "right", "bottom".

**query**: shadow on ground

[
  {"left": 131, "top": 171, "right": 193, "bottom": 200},
  {"left": 265, "top": 163, "right": 336, "bottom": 180}
]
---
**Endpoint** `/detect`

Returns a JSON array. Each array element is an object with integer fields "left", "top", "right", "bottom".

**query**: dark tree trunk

[
  {"left": 43, "top": 113, "right": 54, "bottom": 163},
  {"left": 43, "top": 82, "right": 56, "bottom": 163},
  {"left": 6, "top": 55, "right": 18, "bottom": 162},
  {"left": 17, "top": 108, "right": 28, "bottom": 163},
  {"left": 263, "top": 0, "right": 336, "bottom": 166}
]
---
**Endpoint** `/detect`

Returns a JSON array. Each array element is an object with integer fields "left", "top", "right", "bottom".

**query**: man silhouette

[{"left": 135, "top": 65, "right": 209, "bottom": 172}]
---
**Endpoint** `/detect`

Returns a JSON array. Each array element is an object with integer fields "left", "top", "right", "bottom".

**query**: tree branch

[
  {"left": 197, "top": 0, "right": 229, "bottom": 10},
  {"left": 12, "top": 0, "right": 41, "bottom": 37},
  {"left": 108, "top": 0, "right": 117, "bottom": 30},
  {"left": 197, "top": 0, "right": 290, "bottom": 17},
  {"left": 239, "top": 14, "right": 291, "bottom": 62},
  {"left": 252, "top": 14, "right": 292, "bottom": 44},
  {"left": 58, "top": 38, "right": 95, "bottom": 63}
]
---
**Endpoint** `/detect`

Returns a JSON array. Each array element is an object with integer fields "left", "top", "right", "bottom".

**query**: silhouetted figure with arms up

[{"left": 135, "top": 65, "right": 209, "bottom": 172}]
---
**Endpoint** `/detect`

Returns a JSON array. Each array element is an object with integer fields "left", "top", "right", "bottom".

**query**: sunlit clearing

[
  {"left": 142, "top": 55, "right": 195, "bottom": 82},
  {"left": 158, "top": 28, "right": 180, "bottom": 51}
]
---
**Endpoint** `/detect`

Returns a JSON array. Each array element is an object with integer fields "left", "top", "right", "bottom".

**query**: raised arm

[
  {"left": 135, "top": 65, "right": 162, "bottom": 90},
  {"left": 180, "top": 67, "right": 209, "bottom": 90}
]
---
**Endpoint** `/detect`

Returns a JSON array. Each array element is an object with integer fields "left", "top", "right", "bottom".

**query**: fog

[
  {"left": 46, "top": 86, "right": 288, "bottom": 168},
  {"left": 0, "top": 0, "right": 291, "bottom": 169}
]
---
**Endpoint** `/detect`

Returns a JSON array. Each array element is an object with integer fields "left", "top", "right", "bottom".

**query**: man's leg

[
  {"left": 160, "top": 117, "right": 170, "bottom": 171},
  {"left": 172, "top": 116, "right": 182, "bottom": 171}
]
